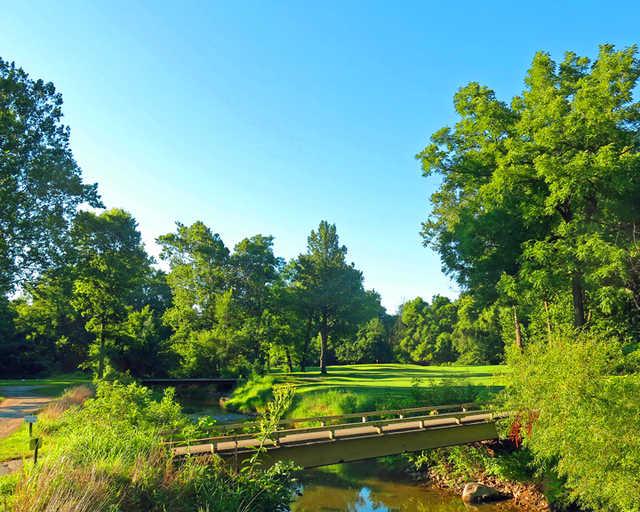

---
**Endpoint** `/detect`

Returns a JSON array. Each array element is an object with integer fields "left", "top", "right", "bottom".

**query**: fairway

[
  {"left": 227, "top": 363, "right": 509, "bottom": 414},
  {"left": 272, "top": 363, "right": 507, "bottom": 393}
]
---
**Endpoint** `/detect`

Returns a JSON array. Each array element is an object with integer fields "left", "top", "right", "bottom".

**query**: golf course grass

[{"left": 226, "top": 363, "right": 509, "bottom": 414}]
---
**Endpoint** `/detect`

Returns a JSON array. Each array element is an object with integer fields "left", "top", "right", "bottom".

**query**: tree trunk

[
  {"left": 572, "top": 273, "right": 586, "bottom": 327},
  {"left": 512, "top": 306, "right": 523, "bottom": 353},
  {"left": 97, "top": 319, "right": 105, "bottom": 379},
  {"left": 285, "top": 347, "right": 293, "bottom": 373},
  {"left": 319, "top": 311, "right": 328, "bottom": 374},
  {"left": 300, "top": 315, "right": 313, "bottom": 373},
  {"left": 543, "top": 300, "right": 552, "bottom": 339}
]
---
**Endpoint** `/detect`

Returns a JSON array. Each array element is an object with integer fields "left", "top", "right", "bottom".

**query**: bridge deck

[{"left": 172, "top": 407, "right": 502, "bottom": 468}]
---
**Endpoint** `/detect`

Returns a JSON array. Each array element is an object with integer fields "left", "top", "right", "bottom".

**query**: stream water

[{"left": 292, "top": 461, "right": 523, "bottom": 512}]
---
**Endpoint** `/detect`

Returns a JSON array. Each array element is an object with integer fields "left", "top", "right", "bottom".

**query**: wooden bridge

[{"left": 170, "top": 404, "right": 506, "bottom": 468}]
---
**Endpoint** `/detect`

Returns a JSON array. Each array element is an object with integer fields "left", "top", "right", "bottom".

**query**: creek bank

[{"left": 413, "top": 440, "right": 551, "bottom": 512}]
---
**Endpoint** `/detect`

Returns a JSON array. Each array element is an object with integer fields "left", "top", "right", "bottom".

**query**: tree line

[{"left": 0, "top": 57, "right": 505, "bottom": 378}]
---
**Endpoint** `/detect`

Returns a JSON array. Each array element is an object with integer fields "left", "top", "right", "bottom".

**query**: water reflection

[{"left": 292, "top": 461, "right": 522, "bottom": 512}]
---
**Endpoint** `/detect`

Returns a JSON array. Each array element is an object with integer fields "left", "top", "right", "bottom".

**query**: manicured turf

[
  {"left": 272, "top": 363, "right": 507, "bottom": 396},
  {"left": 227, "top": 363, "right": 509, "bottom": 413}
]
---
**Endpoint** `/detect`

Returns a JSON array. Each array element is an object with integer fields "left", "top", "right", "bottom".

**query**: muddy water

[{"left": 292, "top": 461, "right": 523, "bottom": 512}]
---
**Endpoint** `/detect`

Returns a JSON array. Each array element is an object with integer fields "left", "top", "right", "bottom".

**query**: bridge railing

[
  {"left": 168, "top": 403, "right": 499, "bottom": 451},
  {"left": 211, "top": 402, "right": 477, "bottom": 435}
]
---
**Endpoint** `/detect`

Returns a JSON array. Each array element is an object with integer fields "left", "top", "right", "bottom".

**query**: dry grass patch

[
  {"left": 11, "top": 457, "right": 119, "bottom": 512},
  {"left": 40, "top": 385, "right": 94, "bottom": 420}
]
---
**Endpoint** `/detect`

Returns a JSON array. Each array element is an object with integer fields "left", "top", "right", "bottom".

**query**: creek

[{"left": 292, "top": 460, "right": 523, "bottom": 512}]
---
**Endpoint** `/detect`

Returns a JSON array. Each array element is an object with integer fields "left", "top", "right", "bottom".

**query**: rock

[{"left": 462, "top": 482, "right": 508, "bottom": 504}]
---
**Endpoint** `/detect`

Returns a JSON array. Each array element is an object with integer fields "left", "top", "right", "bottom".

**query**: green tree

[
  {"left": 396, "top": 295, "right": 459, "bottom": 364},
  {"left": 110, "top": 305, "right": 174, "bottom": 377},
  {"left": 158, "top": 222, "right": 280, "bottom": 376},
  {"left": 336, "top": 316, "right": 391, "bottom": 364},
  {"left": 419, "top": 44, "right": 640, "bottom": 348},
  {"left": 504, "top": 330, "right": 640, "bottom": 511},
  {"left": 291, "top": 221, "right": 369, "bottom": 373},
  {"left": 0, "top": 58, "right": 101, "bottom": 299},
  {"left": 157, "top": 221, "right": 229, "bottom": 344},
  {"left": 70, "top": 209, "right": 152, "bottom": 378},
  {"left": 229, "top": 235, "right": 283, "bottom": 368}
]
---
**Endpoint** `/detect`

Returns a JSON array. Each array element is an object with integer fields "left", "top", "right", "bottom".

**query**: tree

[
  {"left": 0, "top": 58, "right": 101, "bottom": 299},
  {"left": 229, "top": 235, "right": 283, "bottom": 368},
  {"left": 336, "top": 316, "right": 391, "bottom": 364},
  {"left": 110, "top": 305, "right": 174, "bottom": 377},
  {"left": 290, "top": 221, "right": 369, "bottom": 373},
  {"left": 70, "top": 209, "right": 151, "bottom": 378},
  {"left": 396, "top": 296, "right": 459, "bottom": 364},
  {"left": 157, "top": 221, "right": 229, "bottom": 343},
  {"left": 419, "top": 45, "right": 640, "bottom": 347}
]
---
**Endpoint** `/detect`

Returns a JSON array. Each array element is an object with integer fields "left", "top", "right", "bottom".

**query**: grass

[
  {"left": 0, "top": 385, "right": 94, "bottom": 462},
  {"left": 0, "top": 424, "right": 31, "bottom": 461},
  {"left": 226, "top": 363, "right": 508, "bottom": 414},
  {"left": 1, "top": 380, "right": 297, "bottom": 511}
]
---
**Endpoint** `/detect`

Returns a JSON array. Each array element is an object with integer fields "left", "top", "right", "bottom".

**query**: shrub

[
  {"left": 503, "top": 329, "right": 640, "bottom": 511},
  {"left": 224, "top": 375, "right": 275, "bottom": 413},
  {"left": 7, "top": 380, "right": 297, "bottom": 511}
]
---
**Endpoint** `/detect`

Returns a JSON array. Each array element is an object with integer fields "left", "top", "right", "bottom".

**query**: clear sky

[{"left": 2, "top": 1, "right": 639, "bottom": 312}]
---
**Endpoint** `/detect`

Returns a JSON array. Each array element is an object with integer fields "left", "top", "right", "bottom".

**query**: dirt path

[{"left": 0, "top": 386, "right": 54, "bottom": 438}]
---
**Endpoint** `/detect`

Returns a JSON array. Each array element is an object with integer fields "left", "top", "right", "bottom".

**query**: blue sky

[{"left": 2, "top": 1, "right": 639, "bottom": 312}]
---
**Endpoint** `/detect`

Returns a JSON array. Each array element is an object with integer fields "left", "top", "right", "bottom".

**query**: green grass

[
  {"left": 0, "top": 424, "right": 31, "bottom": 462},
  {"left": 226, "top": 363, "right": 508, "bottom": 414}
]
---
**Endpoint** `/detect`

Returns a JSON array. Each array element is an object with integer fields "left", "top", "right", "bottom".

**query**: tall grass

[{"left": 4, "top": 380, "right": 296, "bottom": 512}]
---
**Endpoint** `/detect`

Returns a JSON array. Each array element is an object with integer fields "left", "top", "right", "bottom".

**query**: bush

[
  {"left": 224, "top": 375, "right": 275, "bottom": 413},
  {"left": 6, "top": 380, "right": 297, "bottom": 511},
  {"left": 503, "top": 329, "right": 640, "bottom": 511}
]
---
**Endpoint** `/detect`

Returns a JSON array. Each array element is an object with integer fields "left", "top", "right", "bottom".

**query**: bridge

[
  {"left": 139, "top": 378, "right": 238, "bottom": 391},
  {"left": 171, "top": 404, "right": 506, "bottom": 469}
]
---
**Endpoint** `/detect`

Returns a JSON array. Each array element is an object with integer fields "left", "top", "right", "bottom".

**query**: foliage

[
  {"left": 395, "top": 295, "right": 458, "bottom": 364},
  {"left": 224, "top": 375, "right": 277, "bottom": 413},
  {"left": 2, "top": 380, "right": 297, "bottom": 512},
  {"left": 335, "top": 316, "right": 392, "bottom": 364},
  {"left": 289, "top": 221, "right": 381, "bottom": 372},
  {"left": 70, "top": 209, "right": 154, "bottom": 378},
  {"left": 419, "top": 44, "right": 640, "bottom": 353},
  {"left": 0, "top": 58, "right": 101, "bottom": 297},
  {"left": 503, "top": 329, "right": 640, "bottom": 511},
  {"left": 409, "top": 443, "right": 535, "bottom": 489}
]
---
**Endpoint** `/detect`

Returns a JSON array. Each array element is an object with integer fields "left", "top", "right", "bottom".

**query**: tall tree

[
  {"left": 291, "top": 221, "right": 368, "bottom": 373},
  {"left": 70, "top": 209, "right": 151, "bottom": 378},
  {"left": 157, "top": 221, "right": 235, "bottom": 375},
  {"left": 419, "top": 45, "right": 640, "bottom": 345},
  {"left": 0, "top": 58, "right": 101, "bottom": 298},
  {"left": 229, "top": 235, "right": 283, "bottom": 367},
  {"left": 396, "top": 295, "right": 459, "bottom": 364}
]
